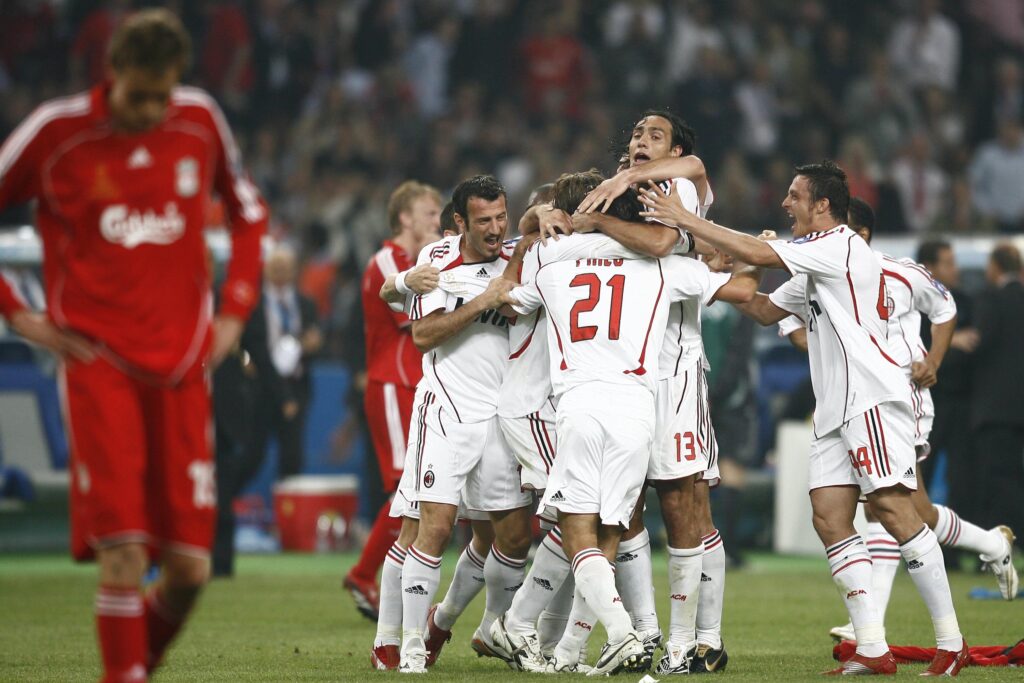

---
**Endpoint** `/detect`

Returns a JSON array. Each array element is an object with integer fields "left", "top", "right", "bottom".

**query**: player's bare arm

[
  {"left": 911, "top": 316, "right": 957, "bottom": 389},
  {"left": 411, "top": 277, "right": 514, "bottom": 352},
  {"left": 524, "top": 204, "right": 573, "bottom": 243},
  {"left": 578, "top": 155, "right": 707, "bottom": 215},
  {"left": 732, "top": 293, "right": 791, "bottom": 326},
  {"left": 571, "top": 211, "right": 677, "bottom": 258},
  {"left": 640, "top": 181, "right": 784, "bottom": 268},
  {"left": 714, "top": 265, "right": 763, "bottom": 305},
  {"left": 788, "top": 327, "right": 809, "bottom": 352},
  {"left": 379, "top": 264, "right": 441, "bottom": 304},
  {"left": 8, "top": 309, "right": 96, "bottom": 362}
]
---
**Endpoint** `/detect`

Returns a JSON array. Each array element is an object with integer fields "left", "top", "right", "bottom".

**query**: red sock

[
  {"left": 349, "top": 503, "right": 402, "bottom": 581},
  {"left": 144, "top": 587, "right": 185, "bottom": 672},
  {"left": 95, "top": 586, "right": 147, "bottom": 682}
]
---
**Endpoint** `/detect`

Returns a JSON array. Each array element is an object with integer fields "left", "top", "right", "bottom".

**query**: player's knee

[
  {"left": 415, "top": 523, "right": 452, "bottom": 556},
  {"left": 163, "top": 557, "right": 210, "bottom": 590},
  {"left": 98, "top": 543, "right": 148, "bottom": 588}
]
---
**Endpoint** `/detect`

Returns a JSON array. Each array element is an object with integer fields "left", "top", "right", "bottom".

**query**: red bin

[{"left": 273, "top": 475, "right": 359, "bottom": 552}]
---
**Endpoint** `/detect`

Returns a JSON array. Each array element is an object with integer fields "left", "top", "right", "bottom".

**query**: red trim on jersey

[
  {"left": 536, "top": 281, "right": 568, "bottom": 371},
  {"left": 883, "top": 269, "right": 914, "bottom": 295},
  {"left": 869, "top": 335, "right": 900, "bottom": 366},
  {"left": 430, "top": 352, "right": 462, "bottom": 422},
  {"left": 845, "top": 236, "right": 861, "bottom": 323},
  {"left": 440, "top": 254, "right": 465, "bottom": 272},
  {"left": 509, "top": 312, "right": 541, "bottom": 360},
  {"left": 671, "top": 302, "right": 686, "bottom": 377},
  {"left": 675, "top": 366, "right": 690, "bottom": 414},
  {"left": 624, "top": 260, "right": 665, "bottom": 376}
]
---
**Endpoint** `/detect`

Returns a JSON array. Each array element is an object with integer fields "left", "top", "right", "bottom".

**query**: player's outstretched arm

[
  {"left": 788, "top": 327, "right": 809, "bottom": 352},
  {"left": 577, "top": 155, "right": 707, "bottom": 214},
  {"left": 714, "top": 265, "right": 762, "bottom": 305},
  {"left": 911, "top": 316, "right": 956, "bottom": 388},
  {"left": 733, "top": 293, "right": 791, "bottom": 326},
  {"left": 572, "top": 212, "right": 678, "bottom": 257},
  {"left": 411, "top": 277, "right": 513, "bottom": 352},
  {"left": 640, "top": 182, "right": 783, "bottom": 268}
]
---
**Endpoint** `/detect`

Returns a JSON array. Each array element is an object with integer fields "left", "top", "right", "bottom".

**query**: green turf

[{"left": 0, "top": 552, "right": 1020, "bottom": 681}]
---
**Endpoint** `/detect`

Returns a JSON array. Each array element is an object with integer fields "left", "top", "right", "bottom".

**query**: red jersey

[
  {"left": 362, "top": 241, "right": 422, "bottom": 388},
  {"left": 0, "top": 83, "right": 266, "bottom": 384}
]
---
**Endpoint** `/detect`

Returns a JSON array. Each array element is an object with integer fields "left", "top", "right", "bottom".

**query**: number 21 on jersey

[{"left": 569, "top": 272, "right": 625, "bottom": 342}]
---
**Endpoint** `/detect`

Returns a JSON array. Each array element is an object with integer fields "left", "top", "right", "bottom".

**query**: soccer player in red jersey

[
  {"left": 0, "top": 10, "right": 266, "bottom": 682},
  {"left": 344, "top": 181, "right": 442, "bottom": 620}
]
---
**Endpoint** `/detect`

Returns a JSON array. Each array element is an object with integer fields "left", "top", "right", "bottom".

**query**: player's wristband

[{"left": 394, "top": 270, "right": 411, "bottom": 296}]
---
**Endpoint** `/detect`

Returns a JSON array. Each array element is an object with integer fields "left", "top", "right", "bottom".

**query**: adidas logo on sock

[
  {"left": 907, "top": 559, "right": 924, "bottom": 570},
  {"left": 550, "top": 491, "right": 565, "bottom": 502},
  {"left": 700, "top": 573, "right": 712, "bottom": 582},
  {"left": 476, "top": 267, "right": 489, "bottom": 278},
  {"left": 404, "top": 584, "right": 428, "bottom": 595},
  {"left": 533, "top": 577, "right": 554, "bottom": 591},
  {"left": 616, "top": 552, "right": 637, "bottom": 563}
]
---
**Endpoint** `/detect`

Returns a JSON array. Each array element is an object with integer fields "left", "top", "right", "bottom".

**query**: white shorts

[
  {"left": 393, "top": 388, "right": 531, "bottom": 515},
  {"left": 541, "top": 384, "right": 655, "bottom": 528},
  {"left": 500, "top": 407, "right": 557, "bottom": 492},
  {"left": 909, "top": 381, "right": 934, "bottom": 457},
  {"left": 649, "top": 361, "right": 715, "bottom": 481},
  {"left": 808, "top": 401, "right": 918, "bottom": 495}
]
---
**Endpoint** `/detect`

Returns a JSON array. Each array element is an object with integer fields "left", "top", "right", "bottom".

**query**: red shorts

[
  {"left": 364, "top": 380, "right": 416, "bottom": 492},
  {"left": 63, "top": 356, "right": 215, "bottom": 561}
]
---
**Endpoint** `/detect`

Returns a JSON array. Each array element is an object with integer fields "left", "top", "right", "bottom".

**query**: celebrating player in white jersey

[
  {"left": 641, "top": 161, "right": 969, "bottom": 677},
  {"left": 393, "top": 176, "right": 534, "bottom": 674},
  {"left": 500, "top": 170, "right": 758, "bottom": 676},
  {"left": 777, "top": 199, "right": 1018, "bottom": 642}
]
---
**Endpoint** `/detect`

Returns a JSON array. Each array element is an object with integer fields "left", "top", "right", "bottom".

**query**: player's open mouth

[{"left": 633, "top": 153, "right": 651, "bottom": 165}]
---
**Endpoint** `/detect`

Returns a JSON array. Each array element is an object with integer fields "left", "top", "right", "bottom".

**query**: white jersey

[
  {"left": 767, "top": 226, "right": 909, "bottom": 436},
  {"left": 655, "top": 176, "right": 716, "bottom": 378},
  {"left": 511, "top": 234, "right": 729, "bottom": 397},
  {"left": 409, "top": 234, "right": 513, "bottom": 423},
  {"left": 877, "top": 252, "right": 956, "bottom": 370},
  {"left": 498, "top": 307, "right": 555, "bottom": 419}
]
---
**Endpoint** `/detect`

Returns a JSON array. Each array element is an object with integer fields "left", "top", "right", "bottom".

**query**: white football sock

[
  {"left": 479, "top": 544, "right": 527, "bottom": 638},
  {"left": 696, "top": 529, "right": 726, "bottom": 649},
  {"left": 827, "top": 534, "right": 887, "bottom": 658},
  {"left": 615, "top": 528, "right": 659, "bottom": 632},
  {"left": 434, "top": 543, "right": 487, "bottom": 631},
  {"left": 553, "top": 582, "right": 595, "bottom": 665},
  {"left": 572, "top": 549, "right": 633, "bottom": 642},
  {"left": 667, "top": 544, "right": 703, "bottom": 649},
  {"left": 933, "top": 504, "right": 1005, "bottom": 558},
  {"left": 538, "top": 572, "right": 574, "bottom": 655},
  {"left": 401, "top": 546, "right": 442, "bottom": 645},
  {"left": 506, "top": 527, "right": 570, "bottom": 635},
  {"left": 374, "top": 542, "right": 406, "bottom": 647},
  {"left": 900, "top": 526, "right": 963, "bottom": 651},
  {"left": 864, "top": 522, "right": 901, "bottom": 624}
]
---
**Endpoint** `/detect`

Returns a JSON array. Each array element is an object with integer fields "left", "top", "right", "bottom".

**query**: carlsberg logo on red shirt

[{"left": 100, "top": 202, "right": 186, "bottom": 248}]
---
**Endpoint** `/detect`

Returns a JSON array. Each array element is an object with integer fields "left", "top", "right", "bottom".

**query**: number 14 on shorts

[{"left": 675, "top": 432, "right": 696, "bottom": 462}]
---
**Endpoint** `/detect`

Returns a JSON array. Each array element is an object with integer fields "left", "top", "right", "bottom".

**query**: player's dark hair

[
  {"left": 440, "top": 201, "right": 457, "bottom": 234},
  {"left": 109, "top": 9, "right": 192, "bottom": 75},
  {"left": 552, "top": 170, "right": 643, "bottom": 222},
  {"left": 637, "top": 109, "right": 696, "bottom": 156},
  {"left": 917, "top": 239, "right": 951, "bottom": 267},
  {"left": 528, "top": 183, "right": 556, "bottom": 207},
  {"left": 990, "top": 242, "right": 1022, "bottom": 274},
  {"left": 452, "top": 175, "right": 506, "bottom": 222},
  {"left": 794, "top": 159, "right": 849, "bottom": 222},
  {"left": 847, "top": 197, "right": 875, "bottom": 241}
]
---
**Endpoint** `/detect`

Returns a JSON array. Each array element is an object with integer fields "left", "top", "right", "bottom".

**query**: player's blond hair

[
  {"left": 387, "top": 181, "right": 442, "bottom": 235},
  {"left": 109, "top": 9, "right": 192, "bottom": 75}
]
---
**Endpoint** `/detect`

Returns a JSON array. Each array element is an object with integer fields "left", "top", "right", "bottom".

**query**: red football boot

[
  {"left": 822, "top": 651, "right": 897, "bottom": 675},
  {"left": 920, "top": 641, "right": 969, "bottom": 677},
  {"left": 424, "top": 605, "right": 452, "bottom": 667},
  {"left": 371, "top": 643, "right": 400, "bottom": 671},
  {"left": 343, "top": 571, "right": 380, "bottom": 621}
]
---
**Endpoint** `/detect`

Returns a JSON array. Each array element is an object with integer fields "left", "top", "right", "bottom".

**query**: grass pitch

[{"left": 0, "top": 551, "right": 1021, "bottom": 681}]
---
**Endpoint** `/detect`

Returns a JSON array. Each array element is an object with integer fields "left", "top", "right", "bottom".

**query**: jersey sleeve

[
  {"left": 365, "top": 257, "right": 411, "bottom": 327},
  {"left": 777, "top": 314, "right": 805, "bottom": 337},
  {"left": 510, "top": 282, "right": 542, "bottom": 316},
  {"left": 648, "top": 177, "right": 700, "bottom": 251},
  {"left": 768, "top": 275, "right": 808, "bottom": 315},
  {"left": 201, "top": 92, "right": 267, "bottom": 321},
  {"left": 661, "top": 256, "right": 730, "bottom": 306},
  {"left": 767, "top": 231, "right": 848, "bottom": 279},
  {"left": 0, "top": 103, "right": 50, "bottom": 210},
  {"left": 904, "top": 261, "right": 957, "bottom": 324},
  {"left": 0, "top": 275, "right": 28, "bottom": 319}
]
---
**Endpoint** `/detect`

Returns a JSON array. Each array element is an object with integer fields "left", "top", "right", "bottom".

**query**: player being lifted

[
  {"left": 0, "top": 11, "right": 266, "bottom": 681},
  {"left": 502, "top": 170, "right": 759, "bottom": 675},
  {"left": 641, "top": 160, "right": 969, "bottom": 676},
  {"left": 778, "top": 199, "right": 1018, "bottom": 643}
]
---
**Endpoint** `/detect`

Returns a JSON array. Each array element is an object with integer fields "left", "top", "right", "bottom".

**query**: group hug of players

[{"left": 350, "top": 109, "right": 1019, "bottom": 677}]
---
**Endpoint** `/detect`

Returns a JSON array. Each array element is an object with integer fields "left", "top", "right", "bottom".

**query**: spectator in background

[
  {"left": 196, "top": 0, "right": 253, "bottom": 120},
  {"left": 403, "top": 15, "right": 459, "bottom": 119},
  {"left": 887, "top": 0, "right": 960, "bottom": 94},
  {"left": 969, "top": 117, "right": 1024, "bottom": 232},
  {"left": 964, "top": 243, "right": 1024, "bottom": 544},
  {"left": 69, "top": 0, "right": 132, "bottom": 88},
  {"left": 844, "top": 54, "right": 920, "bottom": 164},
  {"left": 889, "top": 131, "right": 948, "bottom": 232},
  {"left": 989, "top": 57, "right": 1024, "bottom": 136},
  {"left": 518, "top": 4, "right": 590, "bottom": 121},
  {"left": 664, "top": 0, "right": 725, "bottom": 86},
  {"left": 675, "top": 46, "right": 738, "bottom": 170},
  {"left": 240, "top": 246, "right": 323, "bottom": 486},
  {"left": 838, "top": 136, "right": 881, "bottom": 209}
]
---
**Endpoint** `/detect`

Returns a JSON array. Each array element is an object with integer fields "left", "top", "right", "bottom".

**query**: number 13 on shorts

[{"left": 675, "top": 431, "right": 696, "bottom": 462}]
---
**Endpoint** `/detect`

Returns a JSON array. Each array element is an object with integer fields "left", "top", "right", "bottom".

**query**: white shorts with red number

[
  {"left": 808, "top": 401, "right": 918, "bottom": 495},
  {"left": 649, "top": 360, "right": 715, "bottom": 482},
  {"left": 909, "top": 380, "right": 934, "bottom": 459},
  {"left": 499, "top": 404, "right": 557, "bottom": 492},
  {"left": 541, "top": 384, "right": 655, "bottom": 528}
]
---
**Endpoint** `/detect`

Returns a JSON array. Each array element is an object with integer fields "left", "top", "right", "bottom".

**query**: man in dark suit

[
  {"left": 967, "top": 243, "right": 1024, "bottom": 545},
  {"left": 240, "top": 245, "right": 322, "bottom": 486}
]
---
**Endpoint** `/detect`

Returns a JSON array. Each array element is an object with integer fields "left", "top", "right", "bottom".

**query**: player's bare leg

[
  {"left": 95, "top": 543, "right": 149, "bottom": 682},
  {"left": 145, "top": 550, "right": 210, "bottom": 673},
  {"left": 653, "top": 475, "right": 702, "bottom": 674},
  {"left": 867, "top": 485, "right": 966, "bottom": 673},
  {"left": 614, "top": 486, "right": 660, "bottom": 659},
  {"left": 473, "top": 508, "right": 531, "bottom": 663},
  {"left": 400, "top": 502, "right": 457, "bottom": 673},
  {"left": 691, "top": 479, "right": 728, "bottom": 672},
  {"left": 373, "top": 515, "right": 418, "bottom": 670},
  {"left": 811, "top": 485, "right": 896, "bottom": 674}
]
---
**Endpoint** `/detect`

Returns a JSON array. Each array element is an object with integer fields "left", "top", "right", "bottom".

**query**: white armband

[{"left": 394, "top": 269, "right": 411, "bottom": 296}]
